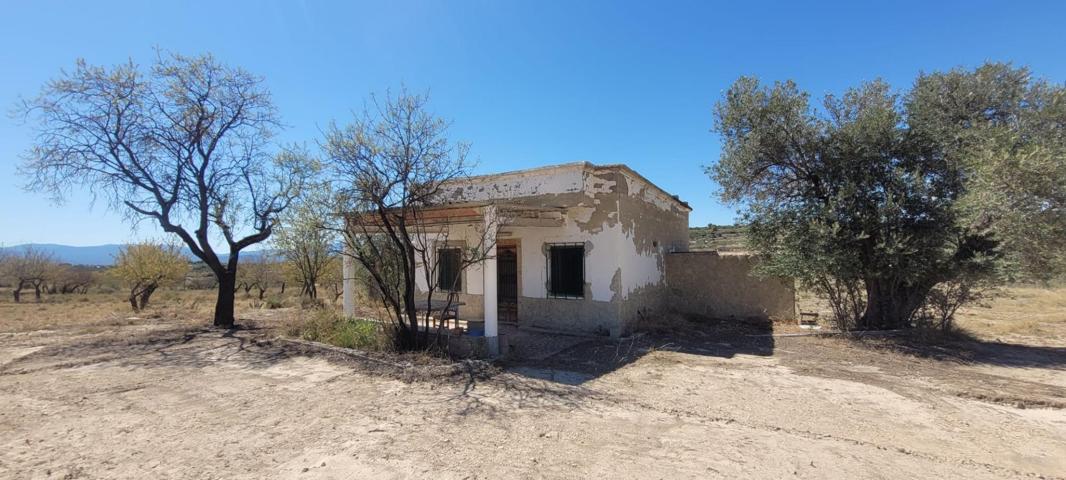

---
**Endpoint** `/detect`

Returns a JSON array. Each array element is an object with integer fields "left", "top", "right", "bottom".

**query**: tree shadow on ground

[
  {"left": 852, "top": 329, "right": 1066, "bottom": 370},
  {"left": 505, "top": 314, "right": 1066, "bottom": 388},
  {"left": 502, "top": 314, "right": 775, "bottom": 386},
  {"left": 0, "top": 324, "right": 304, "bottom": 375}
]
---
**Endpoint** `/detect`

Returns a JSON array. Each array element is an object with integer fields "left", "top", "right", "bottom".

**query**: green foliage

[
  {"left": 112, "top": 242, "right": 190, "bottom": 311},
  {"left": 908, "top": 65, "right": 1066, "bottom": 281},
  {"left": 288, "top": 308, "right": 386, "bottom": 351},
  {"left": 708, "top": 63, "right": 1062, "bottom": 329},
  {"left": 113, "top": 243, "right": 189, "bottom": 288}
]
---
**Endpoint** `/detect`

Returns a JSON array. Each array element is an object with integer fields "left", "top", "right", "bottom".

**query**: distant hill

[
  {"left": 8, "top": 229, "right": 738, "bottom": 265},
  {"left": 689, "top": 225, "right": 749, "bottom": 252},
  {"left": 0, "top": 243, "right": 275, "bottom": 266}
]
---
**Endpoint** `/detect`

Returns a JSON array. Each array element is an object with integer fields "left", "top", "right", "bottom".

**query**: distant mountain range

[{"left": 0, "top": 243, "right": 274, "bottom": 266}]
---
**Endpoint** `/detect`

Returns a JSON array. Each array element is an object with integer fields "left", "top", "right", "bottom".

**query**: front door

[{"left": 497, "top": 245, "right": 518, "bottom": 323}]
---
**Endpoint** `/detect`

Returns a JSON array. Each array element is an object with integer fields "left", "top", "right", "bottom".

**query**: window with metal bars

[
  {"left": 546, "top": 243, "right": 584, "bottom": 298},
  {"left": 436, "top": 248, "right": 462, "bottom": 292}
]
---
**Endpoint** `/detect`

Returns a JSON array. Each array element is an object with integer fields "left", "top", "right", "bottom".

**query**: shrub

[
  {"left": 288, "top": 308, "right": 387, "bottom": 351},
  {"left": 264, "top": 296, "right": 285, "bottom": 309},
  {"left": 300, "top": 296, "right": 326, "bottom": 310},
  {"left": 912, "top": 278, "right": 994, "bottom": 333}
]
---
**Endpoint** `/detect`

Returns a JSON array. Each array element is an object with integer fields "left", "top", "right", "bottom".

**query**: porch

[{"left": 342, "top": 202, "right": 571, "bottom": 357}]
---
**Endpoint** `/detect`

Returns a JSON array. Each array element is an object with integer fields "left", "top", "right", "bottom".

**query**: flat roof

[{"left": 453, "top": 161, "right": 692, "bottom": 211}]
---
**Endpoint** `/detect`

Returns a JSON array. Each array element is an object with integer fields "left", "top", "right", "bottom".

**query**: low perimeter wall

[{"left": 665, "top": 252, "right": 795, "bottom": 320}]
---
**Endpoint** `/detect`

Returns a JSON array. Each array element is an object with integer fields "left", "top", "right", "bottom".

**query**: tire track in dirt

[{"left": 610, "top": 396, "right": 1057, "bottom": 479}]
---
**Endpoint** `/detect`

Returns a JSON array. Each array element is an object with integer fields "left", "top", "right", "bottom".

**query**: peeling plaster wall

[
  {"left": 665, "top": 252, "right": 796, "bottom": 320},
  {"left": 613, "top": 169, "right": 691, "bottom": 334},
  {"left": 347, "top": 163, "right": 796, "bottom": 338},
  {"left": 410, "top": 162, "right": 693, "bottom": 337}
]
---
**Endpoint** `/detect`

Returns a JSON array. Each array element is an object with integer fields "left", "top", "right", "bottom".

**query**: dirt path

[{"left": 1, "top": 322, "right": 1064, "bottom": 479}]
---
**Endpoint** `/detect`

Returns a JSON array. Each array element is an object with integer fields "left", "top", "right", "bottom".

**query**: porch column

[
  {"left": 342, "top": 245, "right": 356, "bottom": 318},
  {"left": 482, "top": 205, "right": 499, "bottom": 356}
]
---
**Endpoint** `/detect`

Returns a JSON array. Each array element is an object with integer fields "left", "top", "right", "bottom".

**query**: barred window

[
  {"left": 437, "top": 248, "right": 462, "bottom": 292},
  {"left": 547, "top": 243, "right": 584, "bottom": 298}
]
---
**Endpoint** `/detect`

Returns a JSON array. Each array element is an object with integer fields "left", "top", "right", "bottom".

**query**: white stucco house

[{"left": 342, "top": 161, "right": 795, "bottom": 356}]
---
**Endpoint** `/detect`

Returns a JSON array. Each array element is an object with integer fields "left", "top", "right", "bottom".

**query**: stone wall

[{"left": 665, "top": 252, "right": 795, "bottom": 320}]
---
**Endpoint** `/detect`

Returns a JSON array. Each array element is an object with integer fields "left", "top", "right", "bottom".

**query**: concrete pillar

[
  {"left": 342, "top": 246, "right": 356, "bottom": 318},
  {"left": 482, "top": 205, "right": 499, "bottom": 357}
]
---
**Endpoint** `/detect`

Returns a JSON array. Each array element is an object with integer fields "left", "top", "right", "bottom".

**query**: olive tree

[
  {"left": 113, "top": 242, "right": 189, "bottom": 311},
  {"left": 908, "top": 64, "right": 1066, "bottom": 281},
  {"left": 17, "top": 52, "right": 312, "bottom": 327},
  {"left": 710, "top": 69, "right": 1009, "bottom": 330}
]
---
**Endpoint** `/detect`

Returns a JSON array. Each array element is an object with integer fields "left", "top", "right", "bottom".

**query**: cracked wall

[{"left": 412, "top": 162, "right": 691, "bottom": 337}]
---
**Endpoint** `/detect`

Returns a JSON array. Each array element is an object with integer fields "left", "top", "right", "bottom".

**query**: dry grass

[
  {"left": 796, "top": 285, "right": 1066, "bottom": 343},
  {"left": 955, "top": 286, "right": 1066, "bottom": 344},
  {"left": 0, "top": 289, "right": 208, "bottom": 334},
  {"left": 0, "top": 288, "right": 316, "bottom": 334}
]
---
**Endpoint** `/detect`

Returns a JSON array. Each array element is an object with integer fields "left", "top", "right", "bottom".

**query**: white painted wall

[
  {"left": 414, "top": 165, "right": 686, "bottom": 304},
  {"left": 412, "top": 225, "right": 487, "bottom": 295},
  {"left": 411, "top": 216, "right": 622, "bottom": 302}
]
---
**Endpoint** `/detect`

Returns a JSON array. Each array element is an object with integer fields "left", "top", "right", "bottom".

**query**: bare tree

[
  {"left": 324, "top": 90, "right": 498, "bottom": 350},
  {"left": 274, "top": 186, "right": 337, "bottom": 300},
  {"left": 318, "top": 255, "right": 344, "bottom": 304},
  {"left": 17, "top": 52, "right": 312, "bottom": 327},
  {"left": 49, "top": 264, "right": 95, "bottom": 294},
  {"left": 237, "top": 253, "right": 283, "bottom": 300},
  {"left": 0, "top": 246, "right": 56, "bottom": 302}
]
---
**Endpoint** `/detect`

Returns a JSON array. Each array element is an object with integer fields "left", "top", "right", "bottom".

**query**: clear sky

[{"left": 2, "top": 0, "right": 1064, "bottom": 246}]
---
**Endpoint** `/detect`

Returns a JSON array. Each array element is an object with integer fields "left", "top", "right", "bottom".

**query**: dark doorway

[{"left": 498, "top": 245, "right": 518, "bottom": 323}]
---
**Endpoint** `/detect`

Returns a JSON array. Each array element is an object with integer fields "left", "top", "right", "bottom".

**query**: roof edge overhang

[{"left": 443, "top": 161, "right": 692, "bottom": 212}]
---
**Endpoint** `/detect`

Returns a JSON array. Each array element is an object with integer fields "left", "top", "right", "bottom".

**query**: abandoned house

[{"left": 342, "top": 162, "right": 795, "bottom": 355}]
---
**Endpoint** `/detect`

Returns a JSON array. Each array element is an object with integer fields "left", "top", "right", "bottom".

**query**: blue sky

[{"left": 2, "top": 0, "right": 1064, "bottom": 246}]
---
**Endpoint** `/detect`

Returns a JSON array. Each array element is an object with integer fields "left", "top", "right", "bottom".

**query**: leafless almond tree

[
  {"left": 323, "top": 90, "right": 499, "bottom": 350},
  {"left": 17, "top": 52, "right": 313, "bottom": 327},
  {"left": 0, "top": 246, "right": 56, "bottom": 302}
]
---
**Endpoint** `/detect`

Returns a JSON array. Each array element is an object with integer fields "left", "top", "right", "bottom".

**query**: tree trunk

[
  {"left": 138, "top": 284, "right": 158, "bottom": 311},
  {"left": 13, "top": 281, "right": 23, "bottom": 303},
  {"left": 862, "top": 278, "right": 929, "bottom": 330},
  {"left": 33, "top": 282, "right": 42, "bottom": 302},
  {"left": 129, "top": 289, "right": 141, "bottom": 312},
  {"left": 402, "top": 279, "right": 418, "bottom": 350},
  {"left": 214, "top": 271, "right": 237, "bottom": 328}
]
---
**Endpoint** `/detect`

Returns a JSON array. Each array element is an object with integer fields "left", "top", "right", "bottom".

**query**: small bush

[
  {"left": 288, "top": 309, "right": 387, "bottom": 351},
  {"left": 300, "top": 297, "right": 326, "bottom": 309},
  {"left": 264, "top": 295, "right": 285, "bottom": 309},
  {"left": 912, "top": 278, "right": 994, "bottom": 333}
]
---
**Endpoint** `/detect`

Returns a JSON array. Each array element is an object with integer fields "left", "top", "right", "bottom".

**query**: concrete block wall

[{"left": 665, "top": 252, "right": 796, "bottom": 320}]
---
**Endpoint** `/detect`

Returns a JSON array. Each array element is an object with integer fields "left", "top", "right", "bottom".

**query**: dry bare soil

[{"left": 1, "top": 289, "right": 1064, "bottom": 479}]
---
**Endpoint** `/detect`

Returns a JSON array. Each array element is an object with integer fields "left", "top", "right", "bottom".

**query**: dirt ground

[{"left": 1, "top": 288, "right": 1064, "bottom": 479}]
